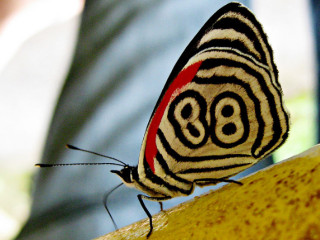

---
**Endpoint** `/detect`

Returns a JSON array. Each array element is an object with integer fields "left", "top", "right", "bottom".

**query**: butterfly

[{"left": 36, "top": 2, "right": 289, "bottom": 238}]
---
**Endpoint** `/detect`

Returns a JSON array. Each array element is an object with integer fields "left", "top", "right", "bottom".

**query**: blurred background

[{"left": 0, "top": 0, "right": 316, "bottom": 239}]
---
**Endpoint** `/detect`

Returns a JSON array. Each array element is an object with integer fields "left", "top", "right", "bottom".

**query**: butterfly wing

[{"left": 137, "top": 3, "right": 289, "bottom": 195}]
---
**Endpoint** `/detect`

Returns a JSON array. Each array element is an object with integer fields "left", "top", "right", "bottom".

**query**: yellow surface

[{"left": 96, "top": 145, "right": 320, "bottom": 240}]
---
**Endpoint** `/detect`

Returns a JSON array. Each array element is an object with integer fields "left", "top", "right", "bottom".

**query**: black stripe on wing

[
  {"left": 158, "top": 129, "right": 251, "bottom": 162},
  {"left": 197, "top": 9, "right": 268, "bottom": 65},
  {"left": 140, "top": 156, "right": 193, "bottom": 195},
  {"left": 155, "top": 152, "right": 192, "bottom": 184},
  {"left": 177, "top": 163, "right": 252, "bottom": 174}
]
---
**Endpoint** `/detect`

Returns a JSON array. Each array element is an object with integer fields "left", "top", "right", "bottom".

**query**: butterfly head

[{"left": 111, "top": 166, "right": 136, "bottom": 186}]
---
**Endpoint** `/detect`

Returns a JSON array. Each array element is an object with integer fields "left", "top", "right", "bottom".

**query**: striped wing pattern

[{"left": 136, "top": 3, "right": 289, "bottom": 198}]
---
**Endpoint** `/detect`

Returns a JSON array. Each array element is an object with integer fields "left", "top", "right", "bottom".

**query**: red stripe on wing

[{"left": 145, "top": 61, "right": 203, "bottom": 173}]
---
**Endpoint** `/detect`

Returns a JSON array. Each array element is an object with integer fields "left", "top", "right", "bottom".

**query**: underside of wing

[{"left": 137, "top": 3, "right": 289, "bottom": 195}]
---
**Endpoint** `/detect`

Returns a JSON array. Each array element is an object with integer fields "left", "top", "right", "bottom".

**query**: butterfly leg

[
  {"left": 194, "top": 178, "right": 243, "bottom": 186},
  {"left": 159, "top": 202, "right": 163, "bottom": 211},
  {"left": 103, "top": 183, "right": 123, "bottom": 229},
  {"left": 137, "top": 194, "right": 172, "bottom": 238}
]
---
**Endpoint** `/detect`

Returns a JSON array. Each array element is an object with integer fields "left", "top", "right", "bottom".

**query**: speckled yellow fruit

[{"left": 96, "top": 145, "right": 320, "bottom": 240}]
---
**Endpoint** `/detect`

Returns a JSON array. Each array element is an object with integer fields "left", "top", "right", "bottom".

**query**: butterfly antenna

[
  {"left": 66, "top": 144, "right": 127, "bottom": 166},
  {"left": 35, "top": 162, "right": 125, "bottom": 168}
]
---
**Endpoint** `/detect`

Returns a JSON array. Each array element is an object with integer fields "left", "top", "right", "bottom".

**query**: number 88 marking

[{"left": 168, "top": 90, "right": 250, "bottom": 149}]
